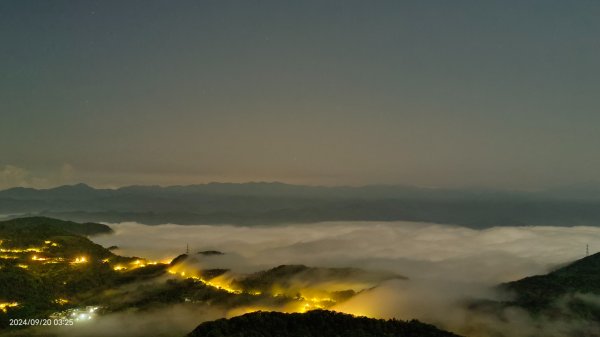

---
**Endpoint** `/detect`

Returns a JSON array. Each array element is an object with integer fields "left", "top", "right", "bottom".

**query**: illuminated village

[
  {"left": 0, "top": 230, "right": 364, "bottom": 329},
  {"left": 166, "top": 263, "right": 340, "bottom": 314},
  {"left": 0, "top": 235, "right": 169, "bottom": 323}
]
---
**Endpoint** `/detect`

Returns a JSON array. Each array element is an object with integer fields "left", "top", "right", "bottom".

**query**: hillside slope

[{"left": 499, "top": 252, "right": 600, "bottom": 321}]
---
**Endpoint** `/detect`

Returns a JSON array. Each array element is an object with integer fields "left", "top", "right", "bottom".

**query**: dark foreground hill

[
  {"left": 187, "top": 310, "right": 462, "bottom": 337},
  {"left": 459, "top": 253, "right": 600, "bottom": 336},
  {"left": 500, "top": 252, "right": 600, "bottom": 320}
]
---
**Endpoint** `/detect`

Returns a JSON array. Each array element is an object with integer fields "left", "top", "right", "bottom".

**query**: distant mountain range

[{"left": 2, "top": 182, "right": 600, "bottom": 227}]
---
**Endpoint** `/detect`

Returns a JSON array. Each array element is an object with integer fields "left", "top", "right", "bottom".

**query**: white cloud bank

[
  {"left": 87, "top": 221, "right": 600, "bottom": 337},
  {"left": 93, "top": 221, "right": 596, "bottom": 283}
]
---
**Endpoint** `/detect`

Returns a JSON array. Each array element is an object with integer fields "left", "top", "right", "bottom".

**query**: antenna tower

[{"left": 586, "top": 244, "right": 589, "bottom": 257}]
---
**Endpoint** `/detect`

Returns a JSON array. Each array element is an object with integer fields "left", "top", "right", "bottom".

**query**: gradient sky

[{"left": 1, "top": 1, "right": 600, "bottom": 189}]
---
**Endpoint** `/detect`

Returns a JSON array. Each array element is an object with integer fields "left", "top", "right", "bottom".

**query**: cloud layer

[
  {"left": 93, "top": 221, "right": 597, "bottom": 283},
  {"left": 86, "top": 221, "right": 600, "bottom": 336}
]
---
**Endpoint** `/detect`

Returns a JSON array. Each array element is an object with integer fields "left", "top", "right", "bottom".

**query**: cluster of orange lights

[
  {"left": 71, "top": 256, "right": 88, "bottom": 264},
  {"left": 166, "top": 266, "right": 339, "bottom": 314},
  {"left": 167, "top": 267, "right": 243, "bottom": 294},
  {"left": 54, "top": 298, "right": 69, "bottom": 305},
  {"left": 112, "top": 259, "right": 161, "bottom": 271},
  {"left": 0, "top": 247, "right": 42, "bottom": 253},
  {"left": 0, "top": 239, "right": 352, "bottom": 318},
  {"left": 0, "top": 240, "right": 66, "bottom": 266},
  {"left": 0, "top": 302, "right": 19, "bottom": 313},
  {"left": 0, "top": 240, "right": 58, "bottom": 255}
]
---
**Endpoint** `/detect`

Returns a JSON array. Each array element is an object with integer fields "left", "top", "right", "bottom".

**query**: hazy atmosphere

[
  {"left": 2, "top": 2, "right": 600, "bottom": 337},
  {"left": 2, "top": 1, "right": 600, "bottom": 189}
]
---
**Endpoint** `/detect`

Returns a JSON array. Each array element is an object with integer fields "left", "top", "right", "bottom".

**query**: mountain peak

[{"left": 51, "top": 183, "right": 94, "bottom": 191}]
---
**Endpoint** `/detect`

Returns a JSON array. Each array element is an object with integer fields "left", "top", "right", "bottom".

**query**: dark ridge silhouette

[
  {"left": 187, "top": 310, "right": 462, "bottom": 337},
  {"left": 500, "top": 252, "right": 600, "bottom": 320},
  {"left": 198, "top": 250, "right": 225, "bottom": 256},
  {"left": 0, "top": 216, "right": 112, "bottom": 236}
]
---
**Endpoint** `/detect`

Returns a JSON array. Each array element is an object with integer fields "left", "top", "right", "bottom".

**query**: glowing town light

[
  {"left": 167, "top": 267, "right": 244, "bottom": 294},
  {"left": 201, "top": 278, "right": 243, "bottom": 294},
  {"left": 25, "top": 247, "right": 42, "bottom": 252},
  {"left": 31, "top": 255, "right": 48, "bottom": 261},
  {"left": 51, "top": 306, "right": 101, "bottom": 323},
  {"left": 129, "top": 259, "right": 149, "bottom": 268},
  {"left": 1, "top": 247, "right": 43, "bottom": 253},
  {"left": 113, "top": 265, "right": 127, "bottom": 271},
  {"left": 72, "top": 256, "right": 88, "bottom": 264},
  {"left": 54, "top": 298, "right": 69, "bottom": 305},
  {"left": 0, "top": 302, "right": 19, "bottom": 313}
]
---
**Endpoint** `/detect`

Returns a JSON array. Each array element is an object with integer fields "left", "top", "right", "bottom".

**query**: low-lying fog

[
  {"left": 93, "top": 221, "right": 595, "bottom": 283},
  {"left": 57, "top": 221, "right": 600, "bottom": 337}
]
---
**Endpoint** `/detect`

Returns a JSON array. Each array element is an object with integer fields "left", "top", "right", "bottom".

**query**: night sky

[{"left": 1, "top": 1, "right": 600, "bottom": 189}]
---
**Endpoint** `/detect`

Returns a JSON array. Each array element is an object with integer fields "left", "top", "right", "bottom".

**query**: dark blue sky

[{"left": 1, "top": 1, "right": 599, "bottom": 189}]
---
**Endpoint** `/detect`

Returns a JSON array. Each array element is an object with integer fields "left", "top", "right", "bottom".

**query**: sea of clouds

[{"left": 46, "top": 221, "right": 600, "bottom": 337}]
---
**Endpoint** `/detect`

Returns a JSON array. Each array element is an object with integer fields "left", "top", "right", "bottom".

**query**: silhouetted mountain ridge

[
  {"left": 501, "top": 252, "right": 600, "bottom": 314},
  {"left": 3, "top": 182, "right": 600, "bottom": 227}
]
